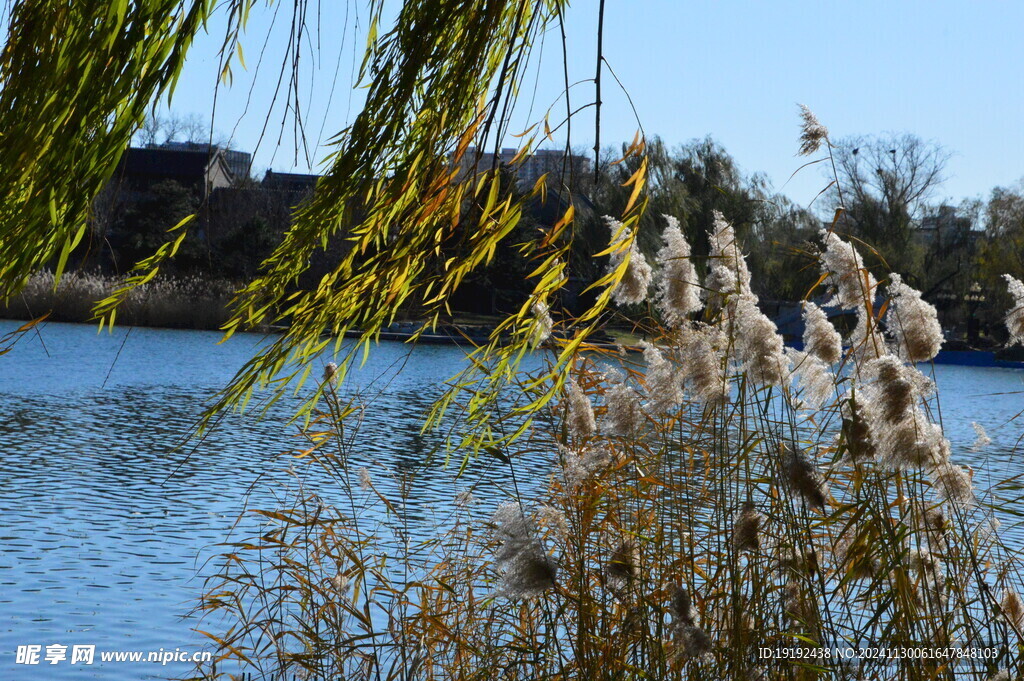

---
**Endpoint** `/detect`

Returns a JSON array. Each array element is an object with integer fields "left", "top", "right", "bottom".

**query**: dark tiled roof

[
  {"left": 119, "top": 148, "right": 216, "bottom": 181},
  {"left": 263, "top": 170, "right": 319, "bottom": 192}
]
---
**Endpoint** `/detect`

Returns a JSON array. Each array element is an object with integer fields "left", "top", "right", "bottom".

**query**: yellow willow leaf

[
  {"left": 481, "top": 173, "right": 501, "bottom": 221},
  {"left": 831, "top": 207, "right": 845, "bottom": 228},
  {"left": 508, "top": 145, "right": 531, "bottom": 166},
  {"left": 622, "top": 157, "right": 648, "bottom": 214}
]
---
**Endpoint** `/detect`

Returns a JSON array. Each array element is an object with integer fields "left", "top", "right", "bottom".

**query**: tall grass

[
  {"left": 1, "top": 271, "right": 237, "bottom": 329},
  {"left": 190, "top": 119, "right": 1024, "bottom": 680}
]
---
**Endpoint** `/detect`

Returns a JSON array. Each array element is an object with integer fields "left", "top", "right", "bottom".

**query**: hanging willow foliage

[
  {"left": 0, "top": 0, "right": 648, "bottom": 452},
  {"left": 0, "top": 0, "right": 212, "bottom": 292}
]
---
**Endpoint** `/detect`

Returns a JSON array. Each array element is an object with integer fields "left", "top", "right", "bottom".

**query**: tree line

[{"left": 78, "top": 131, "right": 1023, "bottom": 346}]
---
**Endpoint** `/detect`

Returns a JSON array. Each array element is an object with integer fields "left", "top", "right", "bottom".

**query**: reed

[
  {"left": 1, "top": 270, "right": 236, "bottom": 329},
  {"left": 190, "top": 115, "right": 1024, "bottom": 680}
]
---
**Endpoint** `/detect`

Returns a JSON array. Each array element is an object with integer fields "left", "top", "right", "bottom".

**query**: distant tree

[
  {"left": 984, "top": 183, "right": 1024, "bottom": 238},
  {"left": 136, "top": 112, "right": 213, "bottom": 147},
  {"left": 828, "top": 133, "right": 950, "bottom": 277},
  {"left": 746, "top": 198, "right": 821, "bottom": 302},
  {"left": 570, "top": 137, "right": 819, "bottom": 313},
  {"left": 214, "top": 214, "right": 280, "bottom": 279},
  {"left": 108, "top": 180, "right": 201, "bottom": 273},
  {"left": 972, "top": 182, "right": 1024, "bottom": 342}
]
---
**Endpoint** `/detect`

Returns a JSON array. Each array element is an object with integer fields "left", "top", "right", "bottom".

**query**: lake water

[{"left": 1, "top": 321, "right": 1023, "bottom": 679}]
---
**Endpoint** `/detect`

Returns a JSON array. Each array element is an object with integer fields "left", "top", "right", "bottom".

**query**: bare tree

[
  {"left": 829, "top": 133, "right": 950, "bottom": 273},
  {"left": 134, "top": 112, "right": 210, "bottom": 146},
  {"left": 137, "top": 115, "right": 163, "bottom": 146},
  {"left": 179, "top": 113, "right": 208, "bottom": 143}
]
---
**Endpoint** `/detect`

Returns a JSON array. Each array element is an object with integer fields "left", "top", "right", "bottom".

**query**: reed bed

[
  {"left": 192, "top": 229, "right": 1024, "bottom": 680},
  {"left": 191, "top": 119, "right": 1024, "bottom": 680},
  {"left": 2, "top": 270, "right": 236, "bottom": 329}
]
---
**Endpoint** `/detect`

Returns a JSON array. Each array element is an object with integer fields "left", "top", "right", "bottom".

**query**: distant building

[
  {"left": 114, "top": 146, "right": 234, "bottom": 199},
  {"left": 915, "top": 205, "right": 975, "bottom": 251},
  {"left": 146, "top": 141, "right": 252, "bottom": 184},
  {"left": 453, "top": 147, "right": 591, "bottom": 189},
  {"left": 517, "top": 148, "right": 591, "bottom": 187},
  {"left": 262, "top": 170, "right": 320, "bottom": 194}
]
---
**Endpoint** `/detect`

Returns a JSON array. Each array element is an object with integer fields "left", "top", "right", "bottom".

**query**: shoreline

[{"left": 7, "top": 316, "right": 1023, "bottom": 370}]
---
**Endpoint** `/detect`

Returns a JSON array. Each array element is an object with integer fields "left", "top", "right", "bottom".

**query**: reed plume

[
  {"left": 559, "top": 443, "right": 611, "bottom": 488},
  {"left": 655, "top": 215, "right": 703, "bottom": 326},
  {"left": 531, "top": 300, "right": 553, "bottom": 346},
  {"left": 929, "top": 462, "right": 975, "bottom": 508},
  {"left": 1001, "top": 588, "right": 1024, "bottom": 629},
  {"left": 733, "top": 295, "right": 789, "bottom": 387},
  {"left": 849, "top": 305, "right": 888, "bottom": 363},
  {"left": 780, "top": 444, "right": 828, "bottom": 511},
  {"left": 602, "top": 376, "right": 645, "bottom": 436},
  {"left": 802, "top": 301, "right": 842, "bottom": 364},
  {"left": 797, "top": 104, "right": 829, "bottom": 156},
  {"left": 491, "top": 502, "right": 558, "bottom": 599},
  {"left": 840, "top": 394, "right": 879, "bottom": 462},
  {"left": 606, "top": 216, "right": 653, "bottom": 306},
  {"left": 606, "top": 539, "right": 638, "bottom": 587},
  {"left": 706, "top": 211, "right": 753, "bottom": 309},
  {"left": 972, "top": 422, "right": 992, "bottom": 450},
  {"left": 641, "top": 341, "right": 684, "bottom": 412},
  {"left": 786, "top": 348, "right": 834, "bottom": 409},
  {"left": 565, "top": 379, "right": 597, "bottom": 439},
  {"left": 733, "top": 501, "right": 764, "bottom": 553},
  {"left": 819, "top": 229, "right": 877, "bottom": 311},
  {"left": 885, "top": 273, "right": 943, "bottom": 362},
  {"left": 667, "top": 586, "right": 711, "bottom": 661},
  {"left": 677, "top": 323, "right": 729, "bottom": 405},
  {"left": 1004, "top": 274, "right": 1024, "bottom": 346}
]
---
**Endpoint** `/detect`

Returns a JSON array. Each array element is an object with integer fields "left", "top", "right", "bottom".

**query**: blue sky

[{"left": 168, "top": 1, "right": 1024, "bottom": 209}]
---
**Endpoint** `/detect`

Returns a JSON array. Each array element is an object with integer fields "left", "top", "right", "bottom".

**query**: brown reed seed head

[
  {"left": 674, "top": 623, "right": 712, "bottom": 661},
  {"left": 602, "top": 380, "right": 645, "bottom": 436},
  {"left": 733, "top": 295, "right": 789, "bottom": 387},
  {"left": 781, "top": 578, "right": 820, "bottom": 628},
  {"left": 733, "top": 501, "right": 763, "bottom": 553},
  {"left": 929, "top": 463, "right": 975, "bottom": 508},
  {"left": 607, "top": 539, "right": 638, "bottom": 585},
  {"left": 797, "top": 104, "right": 829, "bottom": 156},
  {"left": 872, "top": 366, "right": 915, "bottom": 424},
  {"left": 841, "top": 397, "right": 878, "bottom": 463},
  {"left": 531, "top": 300, "right": 553, "bottom": 346},
  {"left": 565, "top": 379, "right": 597, "bottom": 439},
  {"left": 491, "top": 502, "right": 559, "bottom": 599},
  {"left": 1001, "top": 589, "right": 1024, "bottom": 628},
  {"left": 517, "top": 552, "right": 558, "bottom": 594},
  {"left": 802, "top": 301, "right": 842, "bottom": 364},
  {"left": 641, "top": 341, "right": 684, "bottom": 412},
  {"left": 605, "top": 215, "right": 653, "bottom": 306},
  {"left": 923, "top": 507, "right": 946, "bottom": 534},
  {"left": 885, "top": 415, "right": 942, "bottom": 469},
  {"left": 670, "top": 585, "right": 696, "bottom": 625},
  {"left": 820, "top": 229, "right": 877, "bottom": 311},
  {"left": 781, "top": 444, "right": 828, "bottom": 511}
]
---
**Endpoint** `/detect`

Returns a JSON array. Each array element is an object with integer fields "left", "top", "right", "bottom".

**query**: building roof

[
  {"left": 119, "top": 147, "right": 220, "bottom": 183},
  {"left": 263, "top": 170, "right": 320, "bottom": 192}
]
